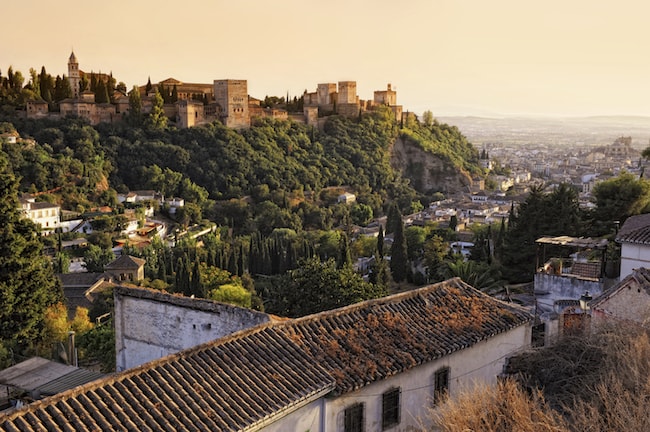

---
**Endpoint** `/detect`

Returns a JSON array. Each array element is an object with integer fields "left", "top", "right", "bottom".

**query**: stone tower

[
  {"left": 68, "top": 51, "right": 80, "bottom": 99},
  {"left": 213, "top": 79, "right": 250, "bottom": 129},
  {"left": 338, "top": 81, "right": 357, "bottom": 104}
]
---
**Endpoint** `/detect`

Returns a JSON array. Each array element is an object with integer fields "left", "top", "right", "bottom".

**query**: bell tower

[{"left": 68, "top": 51, "right": 80, "bottom": 99}]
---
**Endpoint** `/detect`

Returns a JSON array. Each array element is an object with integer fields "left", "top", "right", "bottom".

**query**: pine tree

[{"left": 0, "top": 154, "right": 63, "bottom": 351}]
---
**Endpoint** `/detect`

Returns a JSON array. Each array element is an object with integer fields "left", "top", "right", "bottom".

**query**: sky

[{"left": 3, "top": 0, "right": 650, "bottom": 117}]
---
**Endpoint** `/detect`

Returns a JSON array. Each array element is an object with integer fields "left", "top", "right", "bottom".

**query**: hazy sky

[{"left": 3, "top": 0, "right": 650, "bottom": 117}]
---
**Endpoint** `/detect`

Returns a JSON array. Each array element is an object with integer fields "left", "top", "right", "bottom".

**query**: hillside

[{"left": 1, "top": 107, "right": 482, "bottom": 225}]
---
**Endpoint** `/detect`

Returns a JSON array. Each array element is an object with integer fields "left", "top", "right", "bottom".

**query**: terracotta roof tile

[
  {"left": 616, "top": 214, "right": 650, "bottom": 244},
  {"left": 0, "top": 278, "right": 531, "bottom": 430},
  {"left": 278, "top": 278, "right": 531, "bottom": 395},
  {"left": 104, "top": 255, "right": 146, "bottom": 270}
]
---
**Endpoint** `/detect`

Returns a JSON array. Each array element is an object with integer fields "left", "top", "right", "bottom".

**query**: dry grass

[
  {"left": 432, "top": 321, "right": 650, "bottom": 431},
  {"left": 431, "top": 379, "right": 568, "bottom": 432}
]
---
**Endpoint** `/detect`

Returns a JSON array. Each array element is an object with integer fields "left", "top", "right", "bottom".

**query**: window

[
  {"left": 434, "top": 367, "right": 450, "bottom": 405},
  {"left": 382, "top": 388, "right": 400, "bottom": 429},
  {"left": 344, "top": 402, "right": 364, "bottom": 432}
]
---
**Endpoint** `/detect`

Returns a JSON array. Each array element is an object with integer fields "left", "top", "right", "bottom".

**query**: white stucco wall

[
  {"left": 114, "top": 290, "right": 270, "bottom": 371},
  {"left": 257, "top": 324, "right": 531, "bottom": 432},
  {"left": 323, "top": 324, "right": 531, "bottom": 432},
  {"left": 620, "top": 243, "right": 650, "bottom": 280},
  {"left": 534, "top": 273, "right": 603, "bottom": 300},
  {"left": 259, "top": 398, "right": 325, "bottom": 432}
]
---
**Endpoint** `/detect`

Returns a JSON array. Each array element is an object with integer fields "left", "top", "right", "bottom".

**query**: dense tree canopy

[
  {"left": 259, "top": 257, "right": 386, "bottom": 317},
  {"left": 0, "top": 153, "right": 63, "bottom": 357},
  {"left": 501, "top": 183, "right": 585, "bottom": 283},
  {"left": 591, "top": 171, "right": 650, "bottom": 234}
]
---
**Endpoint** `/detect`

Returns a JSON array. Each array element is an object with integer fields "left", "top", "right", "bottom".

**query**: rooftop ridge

[
  {"left": 114, "top": 284, "right": 270, "bottom": 318},
  {"left": 0, "top": 320, "right": 291, "bottom": 423}
]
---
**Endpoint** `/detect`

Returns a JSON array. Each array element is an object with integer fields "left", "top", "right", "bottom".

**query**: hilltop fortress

[{"left": 25, "top": 52, "right": 404, "bottom": 129}]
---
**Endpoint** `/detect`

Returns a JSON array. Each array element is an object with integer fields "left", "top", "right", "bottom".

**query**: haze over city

[{"left": 3, "top": 0, "right": 650, "bottom": 117}]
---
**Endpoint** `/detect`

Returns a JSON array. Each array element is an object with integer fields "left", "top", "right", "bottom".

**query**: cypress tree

[
  {"left": 377, "top": 225, "right": 385, "bottom": 258},
  {"left": 227, "top": 249, "right": 238, "bottom": 277},
  {"left": 390, "top": 216, "right": 409, "bottom": 283},
  {"left": 95, "top": 79, "right": 109, "bottom": 104},
  {"left": 238, "top": 244, "right": 245, "bottom": 276},
  {"left": 145, "top": 77, "right": 152, "bottom": 94},
  {"left": 175, "top": 258, "right": 186, "bottom": 294},
  {"left": 337, "top": 232, "right": 352, "bottom": 269},
  {"left": 191, "top": 260, "right": 202, "bottom": 298},
  {"left": 386, "top": 203, "right": 401, "bottom": 235},
  {"left": 128, "top": 86, "right": 142, "bottom": 125},
  {"left": 90, "top": 72, "right": 97, "bottom": 92}
]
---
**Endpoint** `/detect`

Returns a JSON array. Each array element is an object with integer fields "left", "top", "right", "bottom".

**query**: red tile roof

[
  {"left": 279, "top": 278, "right": 531, "bottom": 395},
  {"left": 616, "top": 214, "right": 650, "bottom": 244},
  {"left": 104, "top": 255, "right": 146, "bottom": 270},
  {"left": 0, "top": 278, "right": 531, "bottom": 431}
]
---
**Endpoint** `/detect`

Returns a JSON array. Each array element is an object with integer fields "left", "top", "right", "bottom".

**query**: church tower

[{"left": 68, "top": 51, "right": 80, "bottom": 99}]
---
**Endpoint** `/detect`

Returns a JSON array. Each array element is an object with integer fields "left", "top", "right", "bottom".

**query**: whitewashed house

[
  {"left": 19, "top": 194, "right": 60, "bottom": 234},
  {"left": 616, "top": 213, "right": 650, "bottom": 280},
  {"left": 2, "top": 279, "right": 532, "bottom": 431}
]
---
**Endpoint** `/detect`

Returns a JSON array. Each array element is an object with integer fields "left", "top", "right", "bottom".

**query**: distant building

[
  {"left": 19, "top": 194, "right": 60, "bottom": 234},
  {"left": 214, "top": 79, "right": 250, "bottom": 129},
  {"left": 29, "top": 52, "right": 405, "bottom": 130},
  {"left": 175, "top": 99, "right": 205, "bottom": 128},
  {"left": 337, "top": 192, "right": 356, "bottom": 204},
  {"left": 303, "top": 81, "right": 403, "bottom": 126},
  {"left": 104, "top": 255, "right": 146, "bottom": 282}
]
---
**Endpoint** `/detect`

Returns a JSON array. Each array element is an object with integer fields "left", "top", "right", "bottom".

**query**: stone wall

[{"left": 114, "top": 286, "right": 270, "bottom": 371}]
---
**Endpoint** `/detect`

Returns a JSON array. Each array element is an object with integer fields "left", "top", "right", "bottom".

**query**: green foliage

[
  {"left": 438, "top": 259, "right": 505, "bottom": 293},
  {"left": 128, "top": 86, "right": 142, "bottom": 125},
  {"left": 591, "top": 171, "right": 650, "bottom": 234},
  {"left": 260, "top": 257, "right": 386, "bottom": 317},
  {"left": 424, "top": 234, "right": 449, "bottom": 280},
  {"left": 404, "top": 225, "right": 427, "bottom": 261},
  {"left": 350, "top": 203, "right": 373, "bottom": 226},
  {"left": 77, "top": 320, "right": 115, "bottom": 373},
  {"left": 399, "top": 116, "right": 482, "bottom": 179},
  {"left": 83, "top": 244, "right": 115, "bottom": 272},
  {"left": 0, "top": 153, "right": 63, "bottom": 351},
  {"left": 145, "top": 90, "right": 168, "bottom": 131},
  {"left": 390, "top": 215, "right": 409, "bottom": 282},
  {"left": 53, "top": 251, "right": 71, "bottom": 273},
  {"left": 208, "top": 283, "right": 251, "bottom": 308},
  {"left": 501, "top": 183, "right": 585, "bottom": 283}
]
